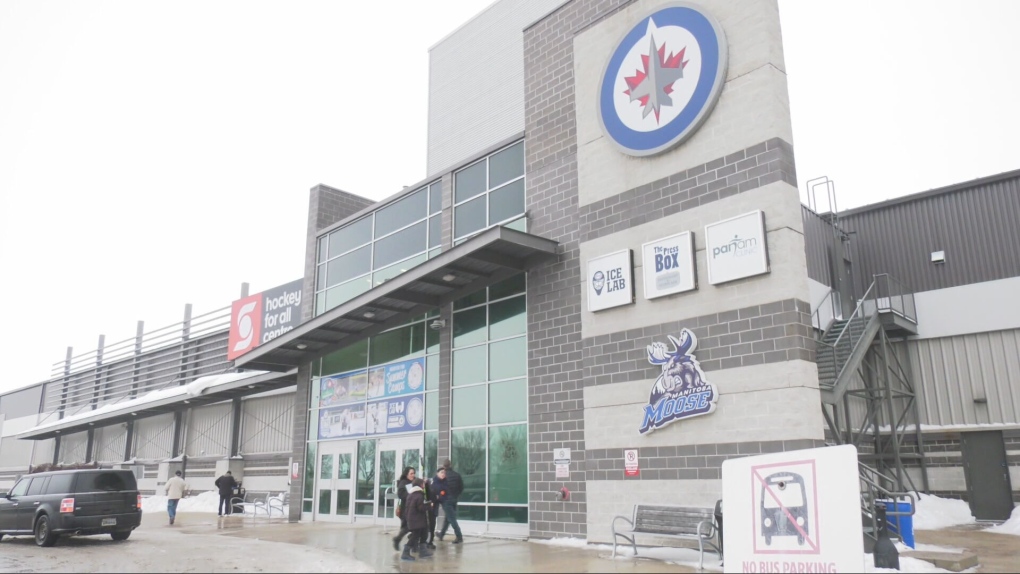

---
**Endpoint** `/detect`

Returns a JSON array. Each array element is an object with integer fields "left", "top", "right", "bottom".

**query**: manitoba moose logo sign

[
  {"left": 598, "top": 2, "right": 728, "bottom": 157},
  {"left": 640, "top": 328, "right": 718, "bottom": 434}
]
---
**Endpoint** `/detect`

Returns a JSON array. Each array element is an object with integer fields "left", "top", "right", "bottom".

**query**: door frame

[
  {"left": 350, "top": 434, "right": 423, "bottom": 525},
  {"left": 314, "top": 440, "right": 356, "bottom": 523},
  {"left": 961, "top": 430, "right": 1014, "bottom": 521}
]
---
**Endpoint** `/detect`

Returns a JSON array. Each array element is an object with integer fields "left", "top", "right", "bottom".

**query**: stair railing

[
  {"left": 811, "top": 289, "right": 842, "bottom": 332},
  {"left": 816, "top": 279, "right": 878, "bottom": 390},
  {"left": 859, "top": 462, "right": 916, "bottom": 545}
]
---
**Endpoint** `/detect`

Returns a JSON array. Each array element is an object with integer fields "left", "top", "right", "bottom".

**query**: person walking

[
  {"left": 391, "top": 466, "right": 415, "bottom": 551},
  {"left": 401, "top": 478, "right": 433, "bottom": 561},
  {"left": 436, "top": 459, "right": 464, "bottom": 544},
  {"left": 214, "top": 470, "right": 238, "bottom": 517},
  {"left": 427, "top": 467, "right": 447, "bottom": 548},
  {"left": 164, "top": 470, "right": 188, "bottom": 526}
]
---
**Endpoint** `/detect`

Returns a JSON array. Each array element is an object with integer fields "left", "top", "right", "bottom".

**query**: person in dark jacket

[
  {"left": 401, "top": 478, "right": 432, "bottom": 561},
  {"left": 214, "top": 471, "right": 238, "bottom": 516},
  {"left": 436, "top": 459, "right": 464, "bottom": 543},
  {"left": 392, "top": 467, "right": 415, "bottom": 551},
  {"left": 423, "top": 471, "right": 437, "bottom": 549}
]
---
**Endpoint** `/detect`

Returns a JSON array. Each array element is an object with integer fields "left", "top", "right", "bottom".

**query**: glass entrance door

[
  {"left": 377, "top": 436, "right": 423, "bottom": 520},
  {"left": 315, "top": 441, "right": 355, "bottom": 523}
]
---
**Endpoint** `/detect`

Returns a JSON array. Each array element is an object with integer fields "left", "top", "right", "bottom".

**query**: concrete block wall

[{"left": 525, "top": 0, "right": 816, "bottom": 540}]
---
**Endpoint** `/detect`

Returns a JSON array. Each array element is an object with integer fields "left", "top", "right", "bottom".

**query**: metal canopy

[
  {"left": 18, "top": 370, "right": 297, "bottom": 441},
  {"left": 234, "top": 226, "right": 560, "bottom": 372}
]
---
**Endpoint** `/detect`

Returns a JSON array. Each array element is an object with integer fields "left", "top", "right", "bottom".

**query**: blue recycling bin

[{"left": 877, "top": 500, "right": 914, "bottom": 548}]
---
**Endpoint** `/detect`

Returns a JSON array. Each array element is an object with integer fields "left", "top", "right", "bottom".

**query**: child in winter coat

[{"left": 401, "top": 478, "right": 432, "bottom": 561}]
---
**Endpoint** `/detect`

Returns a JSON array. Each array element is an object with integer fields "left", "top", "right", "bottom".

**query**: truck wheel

[
  {"left": 34, "top": 515, "right": 58, "bottom": 547},
  {"left": 111, "top": 531, "right": 131, "bottom": 541}
]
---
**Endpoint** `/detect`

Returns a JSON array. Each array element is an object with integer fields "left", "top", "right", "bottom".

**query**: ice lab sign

[
  {"left": 228, "top": 279, "right": 303, "bottom": 360},
  {"left": 720, "top": 444, "right": 864, "bottom": 573},
  {"left": 587, "top": 250, "right": 634, "bottom": 312}
]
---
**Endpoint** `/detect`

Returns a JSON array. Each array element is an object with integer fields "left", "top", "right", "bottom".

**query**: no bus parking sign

[{"left": 720, "top": 444, "right": 864, "bottom": 573}]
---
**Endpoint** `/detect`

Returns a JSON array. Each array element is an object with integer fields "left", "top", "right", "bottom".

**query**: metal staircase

[{"left": 813, "top": 274, "right": 928, "bottom": 495}]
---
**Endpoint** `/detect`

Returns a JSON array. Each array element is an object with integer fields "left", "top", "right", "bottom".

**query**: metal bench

[{"left": 612, "top": 504, "right": 721, "bottom": 570}]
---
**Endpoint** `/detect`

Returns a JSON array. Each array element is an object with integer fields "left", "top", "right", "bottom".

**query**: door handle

[
  {"left": 34, "top": 501, "right": 41, "bottom": 505},
  {"left": 10, "top": 503, "right": 17, "bottom": 507}
]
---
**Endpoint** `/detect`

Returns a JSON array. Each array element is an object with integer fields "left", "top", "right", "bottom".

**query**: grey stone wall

[{"left": 523, "top": 0, "right": 632, "bottom": 541}]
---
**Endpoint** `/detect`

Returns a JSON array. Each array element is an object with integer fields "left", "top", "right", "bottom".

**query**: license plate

[{"left": 102, "top": 518, "right": 117, "bottom": 526}]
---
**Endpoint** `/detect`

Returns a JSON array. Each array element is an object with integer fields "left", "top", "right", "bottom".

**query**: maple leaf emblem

[{"left": 623, "top": 35, "right": 689, "bottom": 123}]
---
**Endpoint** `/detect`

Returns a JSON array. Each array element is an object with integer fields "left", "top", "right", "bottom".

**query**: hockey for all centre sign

[{"left": 227, "top": 279, "right": 303, "bottom": 360}]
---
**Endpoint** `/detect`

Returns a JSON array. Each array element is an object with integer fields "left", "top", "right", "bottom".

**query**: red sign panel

[{"left": 227, "top": 294, "right": 262, "bottom": 361}]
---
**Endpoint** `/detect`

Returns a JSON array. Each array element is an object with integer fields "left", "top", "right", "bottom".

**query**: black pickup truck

[{"left": 0, "top": 469, "right": 142, "bottom": 546}]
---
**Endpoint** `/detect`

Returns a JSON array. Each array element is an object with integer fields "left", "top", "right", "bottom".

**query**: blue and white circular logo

[{"left": 597, "top": 2, "right": 728, "bottom": 157}]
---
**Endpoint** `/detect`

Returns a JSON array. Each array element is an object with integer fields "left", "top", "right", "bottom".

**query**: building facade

[{"left": 3, "top": 0, "right": 1018, "bottom": 541}]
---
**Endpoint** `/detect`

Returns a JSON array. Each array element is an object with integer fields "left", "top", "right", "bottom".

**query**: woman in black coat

[
  {"left": 391, "top": 466, "right": 415, "bottom": 550},
  {"left": 401, "top": 478, "right": 432, "bottom": 561}
]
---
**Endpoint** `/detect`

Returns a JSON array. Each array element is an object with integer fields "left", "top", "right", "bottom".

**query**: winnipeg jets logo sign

[{"left": 598, "top": 3, "right": 728, "bottom": 157}]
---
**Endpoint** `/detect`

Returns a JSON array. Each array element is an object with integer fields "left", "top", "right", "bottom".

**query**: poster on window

[
  {"left": 369, "top": 357, "right": 426, "bottom": 400},
  {"left": 318, "top": 403, "right": 366, "bottom": 439},
  {"left": 365, "top": 394, "right": 425, "bottom": 436},
  {"left": 319, "top": 371, "right": 368, "bottom": 408}
]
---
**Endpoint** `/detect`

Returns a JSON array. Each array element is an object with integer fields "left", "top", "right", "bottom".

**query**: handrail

[
  {"left": 829, "top": 280, "right": 877, "bottom": 349},
  {"left": 859, "top": 462, "right": 915, "bottom": 545},
  {"left": 811, "top": 289, "right": 841, "bottom": 332}
]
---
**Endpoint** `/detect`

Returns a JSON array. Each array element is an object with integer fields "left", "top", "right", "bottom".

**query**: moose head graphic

[{"left": 641, "top": 328, "right": 718, "bottom": 434}]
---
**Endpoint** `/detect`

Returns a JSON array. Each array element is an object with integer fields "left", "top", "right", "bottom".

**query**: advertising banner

[
  {"left": 227, "top": 278, "right": 303, "bottom": 360},
  {"left": 320, "top": 357, "right": 425, "bottom": 409},
  {"left": 365, "top": 394, "right": 425, "bottom": 436},
  {"left": 318, "top": 403, "right": 366, "bottom": 439},
  {"left": 642, "top": 231, "right": 696, "bottom": 299}
]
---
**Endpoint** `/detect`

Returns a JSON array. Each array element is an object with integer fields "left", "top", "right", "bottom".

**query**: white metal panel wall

[
  {"left": 60, "top": 431, "right": 89, "bottom": 464},
  {"left": 240, "top": 395, "right": 293, "bottom": 454},
  {"left": 0, "top": 413, "right": 37, "bottom": 470},
  {"left": 94, "top": 424, "right": 128, "bottom": 463},
  {"left": 910, "top": 329, "right": 1020, "bottom": 426},
  {"left": 134, "top": 413, "right": 175, "bottom": 460},
  {"left": 426, "top": 0, "right": 567, "bottom": 175},
  {"left": 185, "top": 403, "right": 232, "bottom": 457},
  {"left": 32, "top": 438, "right": 54, "bottom": 466}
]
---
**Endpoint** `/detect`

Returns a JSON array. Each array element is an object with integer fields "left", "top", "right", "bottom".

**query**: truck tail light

[
  {"left": 60, "top": 498, "right": 75, "bottom": 513},
  {"left": 138, "top": 495, "right": 143, "bottom": 510}
]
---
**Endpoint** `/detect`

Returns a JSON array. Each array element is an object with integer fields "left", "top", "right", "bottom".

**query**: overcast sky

[{"left": 2, "top": 0, "right": 1018, "bottom": 395}]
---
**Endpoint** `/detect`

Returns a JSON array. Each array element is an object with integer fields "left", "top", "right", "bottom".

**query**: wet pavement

[{"left": 1, "top": 511, "right": 1018, "bottom": 572}]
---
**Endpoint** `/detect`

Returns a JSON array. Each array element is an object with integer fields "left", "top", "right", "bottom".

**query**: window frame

[{"left": 452, "top": 140, "right": 526, "bottom": 243}]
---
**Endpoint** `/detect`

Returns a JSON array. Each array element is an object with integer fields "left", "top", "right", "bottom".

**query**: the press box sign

[
  {"left": 227, "top": 279, "right": 303, "bottom": 360},
  {"left": 705, "top": 210, "right": 769, "bottom": 285},
  {"left": 642, "top": 231, "right": 696, "bottom": 299},
  {"left": 587, "top": 249, "right": 634, "bottom": 312}
]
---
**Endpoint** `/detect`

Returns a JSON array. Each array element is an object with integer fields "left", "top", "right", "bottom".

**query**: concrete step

[{"left": 900, "top": 551, "right": 979, "bottom": 572}]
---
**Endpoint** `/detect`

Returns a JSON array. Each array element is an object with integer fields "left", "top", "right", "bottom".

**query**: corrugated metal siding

[
  {"left": 240, "top": 395, "right": 293, "bottom": 454},
  {"left": 134, "top": 413, "right": 175, "bottom": 460},
  {"left": 426, "top": 0, "right": 567, "bottom": 175},
  {"left": 909, "top": 328, "right": 1020, "bottom": 426},
  {"left": 59, "top": 431, "right": 89, "bottom": 464},
  {"left": 94, "top": 424, "right": 128, "bottom": 463},
  {"left": 839, "top": 173, "right": 1020, "bottom": 293},
  {"left": 802, "top": 206, "right": 838, "bottom": 285},
  {"left": 185, "top": 403, "right": 232, "bottom": 457}
]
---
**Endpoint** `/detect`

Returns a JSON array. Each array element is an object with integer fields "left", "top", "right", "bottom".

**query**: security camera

[{"left": 429, "top": 319, "right": 446, "bottom": 330}]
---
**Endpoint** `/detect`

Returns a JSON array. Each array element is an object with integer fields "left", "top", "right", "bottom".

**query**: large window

[
  {"left": 453, "top": 141, "right": 526, "bottom": 243},
  {"left": 315, "top": 181, "right": 443, "bottom": 315},
  {"left": 302, "top": 313, "right": 440, "bottom": 512},
  {"left": 450, "top": 274, "right": 528, "bottom": 524}
]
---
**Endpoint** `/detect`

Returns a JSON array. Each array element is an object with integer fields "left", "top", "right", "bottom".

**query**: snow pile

[
  {"left": 986, "top": 505, "right": 1020, "bottom": 536},
  {"left": 911, "top": 492, "right": 975, "bottom": 530},
  {"left": 142, "top": 491, "right": 223, "bottom": 514}
]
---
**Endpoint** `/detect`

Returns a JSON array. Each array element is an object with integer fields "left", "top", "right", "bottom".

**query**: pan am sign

[{"left": 705, "top": 211, "right": 769, "bottom": 285}]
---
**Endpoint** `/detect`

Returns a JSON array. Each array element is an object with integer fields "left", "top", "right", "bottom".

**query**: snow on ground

[
  {"left": 899, "top": 541, "right": 966, "bottom": 554},
  {"left": 142, "top": 491, "right": 288, "bottom": 516},
  {"left": 986, "top": 505, "right": 1020, "bottom": 536},
  {"left": 911, "top": 492, "right": 976, "bottom": 530},
  {"left": 531, "top": 537, "right": 976, "bottom": 573}
]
